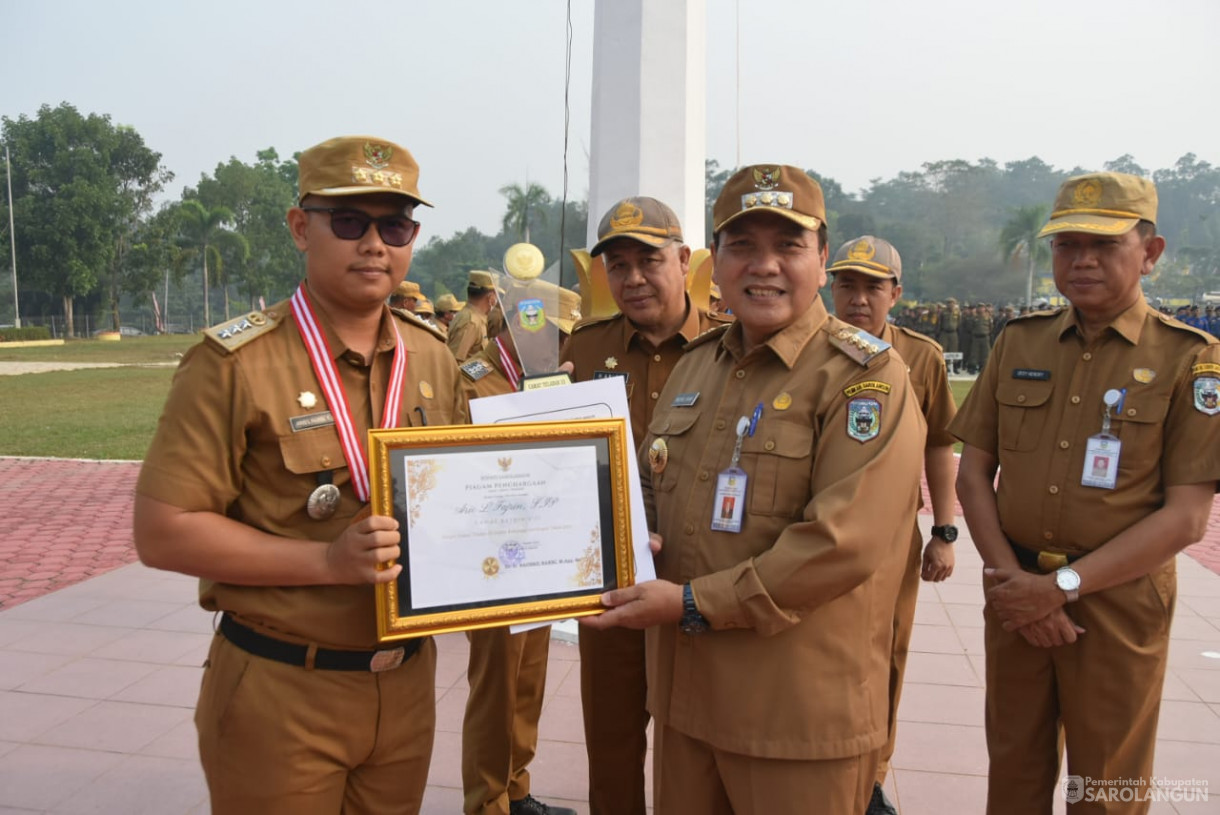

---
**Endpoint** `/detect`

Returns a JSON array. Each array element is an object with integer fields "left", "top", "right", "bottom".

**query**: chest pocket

[
  {"left": 740, "top": 421, "right": 815, "bottom": 518},
  {"left": 1112, "top": 394, "right": 1170, "bottom": 466},
  {"left": 646, "top": 410, "right": 700, "bottom": 494},
  {"left": 279, "top": 430, "right": 347, "bottom": 477},
  {"left": 996, "top": 380, "right": 1054, "bottom": 452}
]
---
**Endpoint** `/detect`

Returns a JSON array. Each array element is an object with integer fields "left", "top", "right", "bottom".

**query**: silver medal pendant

[{"left": 307, "top": 483, "right": 341, "bottom": 520}]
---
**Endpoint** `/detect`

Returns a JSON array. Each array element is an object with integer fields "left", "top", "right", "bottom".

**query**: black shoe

[
  {"left": 509, "top": 794, "right": 577, "bottom": 815},
  {"left": 867, "top": 781, "right": 898, "bottom": 815}
]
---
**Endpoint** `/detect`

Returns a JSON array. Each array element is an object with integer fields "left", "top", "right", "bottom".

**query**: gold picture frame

[{"left": 369, "top": 418, "right": 634, "bottom": 642}]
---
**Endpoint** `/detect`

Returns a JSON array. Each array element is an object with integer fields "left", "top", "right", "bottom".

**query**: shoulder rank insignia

[
  {"left": 203, "top": 310, "right": 277, "bottom": 353},
  {"left": 461, "top": 358, "right": 493, "bottom": 382},
  {"left": 829, "top": 326, "right": 890, "bottom": 366}
]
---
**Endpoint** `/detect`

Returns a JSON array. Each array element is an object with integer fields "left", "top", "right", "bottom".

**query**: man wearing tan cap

[
  {"left": 952, "top": 172, "right": 1220, "bottom": 814},
  {"left": 458, "top": 282, "right": 580, "bottom": 815},
  {"left": 133, "top": 135, "right": 471, "bottom": 814},
  {"left": 448, "top": 270, "right": 499, "bottom": 361},
  {"left": 559, "top": 196, "right": 730, "bottom": 815},
  {"left": 435, "top": 292, "right": 463, "bottom": 330},
  {"left": 829, "top": 236, "right": 958, "bottom": 815},
  {"left": 390, "top": 279, "right": 421, "bottom": 312},
  {"left": 584, "top": 167, "right": 925, "bottom": 813}
]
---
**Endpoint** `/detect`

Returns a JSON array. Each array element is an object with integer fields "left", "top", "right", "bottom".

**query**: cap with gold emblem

[
  {"left": 829, "top": 235, "right": 902, "bottom": 281},
  {"left": 713, "top": 165, "right": 825, "bottom": 234},
  {"left": 1038, "top": 172, "right": 1157, "bottom": 238},
  {"left": 591, "top": 196, "right": 684, "bottom": 257},
  {"left": 297, "top": 135, "right": 432, "bottom": 206}
]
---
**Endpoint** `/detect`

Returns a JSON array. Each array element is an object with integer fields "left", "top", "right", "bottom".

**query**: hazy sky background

[{"left": 3, "top": 0, "right": 1218, "bottom": 243}]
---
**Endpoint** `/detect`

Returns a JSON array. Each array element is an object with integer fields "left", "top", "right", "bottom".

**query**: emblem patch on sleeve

[
  {"left": 1195, "top": 376, "right": 1220, "bottom": 415},
  {"left": 847, "top": 397, "right": 881, "bottom": 442}
]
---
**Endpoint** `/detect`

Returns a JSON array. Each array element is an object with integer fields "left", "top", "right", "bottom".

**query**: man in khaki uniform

[
  {"left": 133, "top": 136, "right": 471, "bottom": 814},
  {"left": 436, "top": 292, "right": 463, "bottom": 331},
  {"left": 448, "top": 270, "right": 499, "bottom": 361},
  {"left": 952, "top": 172, "right": 1220, "bottom": 814},
  {"left": 584, "top": 166, "right": 926, "bottom": 814},
  {"left": 390, "top": 279, "right": 421, "bottom": 312},
  {"left": 559, "top": 196, "right": 731, "bottom": 815},
  {"left": 828, "top": 235, "right": 958, "bottom": 815},
  {"left": 459, "top": 282, "right": 580, "bottom": 815}
]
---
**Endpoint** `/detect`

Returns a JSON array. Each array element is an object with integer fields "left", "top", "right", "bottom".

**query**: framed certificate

[{"left": 369, "top": 418, "right": 634, "bottom": 641}]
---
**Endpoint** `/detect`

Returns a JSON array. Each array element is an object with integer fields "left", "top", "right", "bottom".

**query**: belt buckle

[
  {"left": 369, "top": 647, "right": 405, "bottom": 673},
  {"left": 1037, "top": 551, "right": 1069, "bottom": 573}
]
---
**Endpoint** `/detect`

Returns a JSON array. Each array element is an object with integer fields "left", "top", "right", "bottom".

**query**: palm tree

[
  {"left": 999, "top": 204, "right": 1051, "bottom": 307},
  {"left": 499, "top": 182, "right": 551, "bottom": 243},
  {"left": 177, "top": 200, "right": 247, "bottom": 327}
]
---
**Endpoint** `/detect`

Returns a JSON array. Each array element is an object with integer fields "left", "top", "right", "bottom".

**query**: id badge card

[
  {"left": 711, "top": 466, "right": 747, "bottom": 533},
  {"left": 1081, "top": 435, "right": 1121, "bottom": 489}
]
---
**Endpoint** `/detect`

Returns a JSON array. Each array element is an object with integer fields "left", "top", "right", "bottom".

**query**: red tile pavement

[{"left": 1, "top": 455, "right": 1219, "bottom": 609}]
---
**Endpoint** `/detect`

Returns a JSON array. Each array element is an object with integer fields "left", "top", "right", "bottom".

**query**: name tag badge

[
  {"left": 672, "top": 392, "right": 700, "bottom": 408},
  {"left": 711, "top": 467, "right": 747, "bottom": 533},
  {"left": 1081, "top": 435, "right": 1121, "bottom": 489}
]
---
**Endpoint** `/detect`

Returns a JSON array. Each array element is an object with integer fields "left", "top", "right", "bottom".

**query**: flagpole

[{"left": 4, "top": 142, "right": 19, "bottom": 328}]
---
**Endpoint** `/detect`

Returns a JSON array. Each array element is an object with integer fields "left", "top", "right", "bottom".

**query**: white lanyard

[{"left": 290, "top": 285, "right": 406, "bottom": 502}]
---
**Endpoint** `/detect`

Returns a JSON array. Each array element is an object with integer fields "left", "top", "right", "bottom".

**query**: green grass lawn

[{"left": 0, "top": 334, "right": 200, "bottom": 364}]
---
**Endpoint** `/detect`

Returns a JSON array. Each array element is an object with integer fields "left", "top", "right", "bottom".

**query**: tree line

[{"left": 2, "top": 102, "right": 1218, "bottom": 336}]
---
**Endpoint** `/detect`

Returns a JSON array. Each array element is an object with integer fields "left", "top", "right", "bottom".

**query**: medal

[
  {"left": 648, "top": 438, "right": 669, "bottom": 474},
  {"left": 291, "top": 285, "right": 407, "bottom": 502},
  {"left": 307, "top": 483, "right": 341, "bottom": 520}
]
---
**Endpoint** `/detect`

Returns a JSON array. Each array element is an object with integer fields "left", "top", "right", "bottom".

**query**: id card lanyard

[
  {"left": 1081, "top": 388, "right": 1123, "bottom": 490},
  {"left": 711, "top": 407, "right": 760, "bottom": 533}
]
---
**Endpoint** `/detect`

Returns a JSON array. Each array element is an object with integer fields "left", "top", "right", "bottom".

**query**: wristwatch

[
  {"left": 680, "top": 583, "right": 710, "bottom": 635},
  {"left": 930, "top": 524, "right": 959, "bottom": 543},
  {"left": 1055, "top": 567, "right": 1081, "bottom": 602}
]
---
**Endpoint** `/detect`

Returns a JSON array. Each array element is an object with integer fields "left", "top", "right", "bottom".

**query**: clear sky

[{"left": 3, "top": 0, "right": 1217, "bottom": 243}]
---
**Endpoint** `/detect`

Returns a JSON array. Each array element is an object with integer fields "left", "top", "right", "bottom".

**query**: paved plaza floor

[{"left": 1, "top": 457, "right": 1218, "bottom": 813}]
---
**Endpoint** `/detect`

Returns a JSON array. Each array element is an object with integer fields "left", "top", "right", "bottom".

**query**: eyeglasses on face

[{"left": 301, "top": 206, "right": 420, "bottom": 247}]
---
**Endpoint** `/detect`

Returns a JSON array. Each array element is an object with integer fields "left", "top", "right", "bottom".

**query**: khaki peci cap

[
  {"left": 467, "top": 270, "right": 497, "bottom": 290},
  {"left": 435, "top": 293, "right": 463, "bottom": 313},
  {"left": 829, "top": 236, "right": 902, "bottom": 281},
  {"left": 591, "top": 197, "right": 684, "bottom": 257},
  {"left": 414, "top": 294, "right": 435, "bottom": 316},
  {"left": 713, "top": 164, "right": 825, "bottom": 234},
  {"left": 298, "top": 136, "right": 432, "bottom": 206},
  {"left": 393, "top": 280, "right": 421, "bottom": 299},
  {"left": 1038, "top": 172, "right": 1157, "bottom": 238}
]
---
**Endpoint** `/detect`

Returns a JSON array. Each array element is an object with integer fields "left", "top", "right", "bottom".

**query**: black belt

[
  {"left": 1009, "top": 541, "right": 1083, "bottom": 574},
  {"left": 219, "top": 614, "right": 421, "bottom": 673}
]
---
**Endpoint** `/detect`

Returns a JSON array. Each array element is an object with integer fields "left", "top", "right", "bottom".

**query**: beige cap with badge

[
  {"left": 591, "top": 197, "right": 684, "bottom": 257},
  {"left": 713, "top": 165, "right": 825, "bottom": 234},
  {"left": 297, "top": 135, "right": 432, "bottom": 206},
  {"left": 1038, "top": 172, "right": 1157, "bottom": 238},
  {"left": 829, "top": 236, "right": 902, "bottom": 281}
]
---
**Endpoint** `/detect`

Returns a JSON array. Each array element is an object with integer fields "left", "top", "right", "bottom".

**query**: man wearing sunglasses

[{"left": 134, "top": 135, "right": 471, "bottom": 815}]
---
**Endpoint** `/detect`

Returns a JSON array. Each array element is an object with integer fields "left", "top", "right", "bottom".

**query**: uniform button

[
  {"left": 653, "top": 354, "right": 662, "bottom": 363},
  {"left": 651, "top": 391, "right": 660, "bottom": 400},
  {"left": 735, "top": 370, "right": 746, "bottom": 379},
  {"left": 1017, "top": 394, "right": 1027, "bottom": 403},
  {"left": 321, "top": 456, "right": 332, "bottom": 467},
  {"left": 1070, "top": 395, "right": 1081, "bottom": 405},
  {"left": 715, "top": 419, "right": 726, "bottom": 430},
  {"left": 1049, "top": 485, "right": 1059, "bottom": 495},
  {"left": 1082, "top": 352, "right": 1092, "bottom": 361},
  {"left": 1059, "top": 440, "right": 1070, "bottom": 449},
  {"left": 698, "top": 470, "right": 710, "bottom": 481},
  {"left": 764, "top": 441, "right": 775, "bottom": 451},
  {"left": 1043, "top": 531, "right": 1054, "bottom": 541},
  {"left": 684, "top": 524, "right": 695, "bottom": 535},
  {"left": 1126, "top": 408, "right": 1136, "bottom": 417}
]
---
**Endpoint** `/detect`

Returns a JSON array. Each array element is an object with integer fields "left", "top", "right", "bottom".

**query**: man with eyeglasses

[
  {"left": 559, "top": 196, "right": 730, "bottom": 815},
  {"left": 134, "top": 135, "right": 471, "bottom": 814}
]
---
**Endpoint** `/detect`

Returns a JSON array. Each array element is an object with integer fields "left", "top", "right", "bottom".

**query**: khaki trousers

[
  {"left": 876, "top": 523, "right": 923, "bottom": 783},
  {"left": 196, "top": 633, "right": 436, "bottom": 815},
  {"left": 579, "top": 624, "right": 650, "bottom": 815},
  {"left": 653, "top": 723, "right": 878, "bottom": 815},
  {"left": 462, "top": 626, "right": 551, "bottom": 814},
  {"left": 984, "top": 561, "right": 1175, "bottom": 815}
]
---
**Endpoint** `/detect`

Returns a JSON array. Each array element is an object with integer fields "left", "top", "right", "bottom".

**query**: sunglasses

[{"left": 302, "top": 206, "right": 420, "bottom": 247}]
